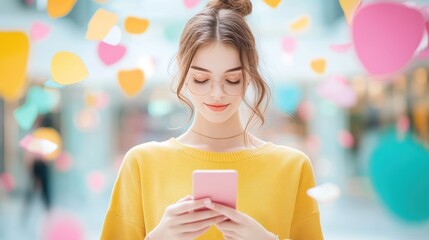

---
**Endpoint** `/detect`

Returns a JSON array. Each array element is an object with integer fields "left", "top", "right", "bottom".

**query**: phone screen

[{"left": 193, "top": 170, "right": 238, "bottom": 209}]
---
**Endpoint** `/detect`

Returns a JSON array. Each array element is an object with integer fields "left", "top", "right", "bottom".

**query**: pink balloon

[
  {"left": 30, "top": 21, "right": 51, "bottom": 41},
  {"left": 317, "top": 76, "right": 357, "bottom": 108},
  {"left": 42, "top": 210, "right": 84, "bottom": 240},
  {"left": 184, "top": 0, "right": 200, "bottom": 9},
  {"left": 329, "top": 43, "right": 352, "bottom": 53},
  {"left": 55, "top": 152, "right": 73, "bottom": 172},
  {"left": 352, "top": 2, "right": 425, "bottom": 77},
  {"left": 338, "top": 130, "right": 354, "bottom": 148},
  {"left": 0, "top": 172, "right": 15, "bottom": 192},
  {"left": 87, "top": 171, "right": 106, "bottom": 193},
  {"left": 97, "top": 42, "right": 126, "bottom": 66},
  {"left": 281, "top": 36, "right": 297, "bottom": 54},
  {"left": 396, "top": 114, "right": 410, "bottom": 134}
]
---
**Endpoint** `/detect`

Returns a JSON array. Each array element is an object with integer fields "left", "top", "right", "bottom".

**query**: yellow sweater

[{"left": 101, "top": 138, "right": 323, "bottom": 239}]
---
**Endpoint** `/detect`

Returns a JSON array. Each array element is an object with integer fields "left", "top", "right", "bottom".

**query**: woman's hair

[{"left": 172, "top": 0, "right": 271, "bottom": 143}]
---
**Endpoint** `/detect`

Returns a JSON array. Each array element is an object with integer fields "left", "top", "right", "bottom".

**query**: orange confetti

[
  {"left": 117, "top": 69, "right": 145, "bottom": 96},
  {"left": 310, "top": 58, "right": 326, "bottom": 74},
  {"left": 339, "top": 0, "right": 361, "bottom": 25},
  {"left": 124, "top": 17, "right": 150, "bottom": 34},
  {"left": 289, "top": 15, "right": 310, "bottom": 32},
  {"left": 51, "top": 51, "right": 88, "bottom": 85},
  {"left": 47, "top": 0, "right": 77, "bottom": 18},
  {"left": 263, "top": 0, "right": 282, "bottom": 8},
  {"left": 86, "top": 9, "right": 118, "bottom": 40},
  {"left": 0, "top": 32, "right": 29, "bottom": 101}
]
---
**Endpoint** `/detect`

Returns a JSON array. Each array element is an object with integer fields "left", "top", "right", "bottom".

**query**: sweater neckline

[{"left": 167, "top": 137, "right": 276, "bottom": 163}]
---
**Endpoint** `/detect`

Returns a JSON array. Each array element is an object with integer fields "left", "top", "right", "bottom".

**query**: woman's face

[{"left": 185, "top": 43, "right": 247, "bottom": 123}]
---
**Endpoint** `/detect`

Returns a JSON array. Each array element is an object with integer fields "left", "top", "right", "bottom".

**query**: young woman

[{"left": 101, "top": 0, "right": 323, "bottom": 239}]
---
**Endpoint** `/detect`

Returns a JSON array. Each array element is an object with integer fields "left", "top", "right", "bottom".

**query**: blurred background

[{"left": 1, "top": 0, "right": 429, "bottom": 239}]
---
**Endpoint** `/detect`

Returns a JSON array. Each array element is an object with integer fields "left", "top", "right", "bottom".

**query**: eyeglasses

[{"left": 187, "top": 73, "right": 244, "bottom": 96}]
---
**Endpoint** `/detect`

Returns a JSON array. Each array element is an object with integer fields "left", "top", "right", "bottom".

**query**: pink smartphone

[{"left": 193, "top": 170, "right": 238, "bottom": 209}]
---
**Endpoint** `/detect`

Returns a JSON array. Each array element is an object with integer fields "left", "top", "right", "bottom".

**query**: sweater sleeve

[
  {"left": 289, "top": 156, "right": 323, "bottom": 240},
  {"left": 101, "top": 150, "right": 146, "bottom": 239}
]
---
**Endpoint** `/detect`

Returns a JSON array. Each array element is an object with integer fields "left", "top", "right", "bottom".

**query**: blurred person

[
  {"left": 22, "top": 114, "right": 54, "bottom": 222},
  {"left": 101, "top": 0, "right": 323, "bottom": 239}
]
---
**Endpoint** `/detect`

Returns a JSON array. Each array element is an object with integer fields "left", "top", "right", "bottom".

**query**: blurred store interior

[{"left": 1, "top": 0, "right": 429, "bottom": 239}]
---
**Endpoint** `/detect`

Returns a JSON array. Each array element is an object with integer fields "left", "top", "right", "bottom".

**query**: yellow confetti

[
  {"left": 339, "top": 0, "right": 361, "bottom": 25},
  {"left": 0, "top": 32, "right": 29, "bottom": 101},
  {"left": 263, "top": 0, "right": 282, "bottom": 8},
  {"left": 310, "top": 58, "right": 326, "bottom": 74},
  {"left": 32, "top": 127, "right": 62, "bottom": 161},
  {"left": 86, "top": 9, "right": 118, "bottom": 40},
  {"left": 289, "top": 15, "right": 310, "bottom": 32},
  {"left": 51, "top": 51, "right": 88, "bottom": 85},
  {"left": 124, "top": 17, "right": 150, "bottom": 35},
  {"left": 47, "top": 0, "right": 77, "bottom": 18},
  {"left": 117, "top": 69, "right": 145, "bottom": 96}
]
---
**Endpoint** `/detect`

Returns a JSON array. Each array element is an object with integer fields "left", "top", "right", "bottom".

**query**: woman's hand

[
  {"left": 146, "top": 195, "right": 228, "bottom": 240},
  {"left": 205, "top": 201, "right": 276, "bottom": 240}
]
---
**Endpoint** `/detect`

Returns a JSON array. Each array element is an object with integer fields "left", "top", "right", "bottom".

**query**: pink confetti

[
  {"left": 184, "top": 0, "right": 201, "bottom": 9},
  {"left": 0, "top": 172, "right": 15, "bottom": 192},
  {"left": 97, "top": 42, "right": 126, "bottom": 66},
  {"left": 338, "top": 130, "right": 354, "bottom": 148},
  {"left": 329, "top": 43, "right": 352, "bottom": 53},
  {"left": 87, "top": 171, "right": 106, "bottom": 193},
  {"left": 42, "top": 210, "right": 85, "bottom": 240},
  {"left": 281, "top": 36, "right": 296, "bottom": 54},
  {"left": 352, "top": 2, "right": 425, "bottom": 77},
  {"left": 396, "top": 115, "right": 410, "bottom": 134},
  {"left": 30, "top": 21, "right": 51, "bottom": 41},
  {"left": 306, "top": 134, "right": 321, "bottom": 154},
  {"left": 19, "top": 135, "right": 58, "bottom": 157},
  {"left": 55, "top": 152, "right": 73, "bottom": 172},
  {"left": 317, "top": 76, "right": 357, "bottom": 108},
  {"left": 297, "top": 100, "right": 313, "bottom": 122}
]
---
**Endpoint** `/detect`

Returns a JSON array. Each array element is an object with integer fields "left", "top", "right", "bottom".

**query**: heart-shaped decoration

[
  {"left": 124, "top": 17, "right": 149, "bottom": 35},
  {"left": 310, "top": 58, "right": 326, "bottom": 74},
  {"left": 317, "top": 75, "right": 357, "bottom": 108},
  {"left": 30, "top": 21, "right": 51, "bottom": 41},
  {"left": 339, "top": 0, "right": 361, "bottom": 24},
  {"left": 263, "top": 0, "right": 281, "bottom": 9},
  {"left": 352, "top": 2, "right": 425, "bottom": 77},
  {"left": 86, "top": 9, "right": 118, "bottom": 40},
  {"left": 183, "top": 0, "right": 201, "bottom": 9},
  {"left": 97, "top": 42, "right": 126, "bottom": 66},
  {"left": 281, "top": 36, "right": 296, "bottom": 54},
  {"left": 117, "top": 69, "right": 145, "bottom": 97},
  {"left": 0, "top": 32, "right": 29, "bottom": 101},
  {"left": 47, "top": 0, "right": 77, "bottom": 18},
  {"left": 51, "top": 51, "right": 88, "bottom": 84}
]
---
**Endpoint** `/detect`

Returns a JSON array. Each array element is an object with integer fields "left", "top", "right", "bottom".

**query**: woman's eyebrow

[{"left": 190, "top": 66, "right": 242, "bottom": 73}]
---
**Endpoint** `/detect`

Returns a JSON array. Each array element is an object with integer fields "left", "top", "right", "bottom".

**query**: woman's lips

[{"left": 205, "top": 103, "right": 230, "bottom": 112}]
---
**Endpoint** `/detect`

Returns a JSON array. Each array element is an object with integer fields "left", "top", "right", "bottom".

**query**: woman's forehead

[{"left": 190, "top": 43, "right": 241, "bottom": 73}]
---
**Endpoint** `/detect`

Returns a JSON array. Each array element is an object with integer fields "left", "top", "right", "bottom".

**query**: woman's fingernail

[{"left": 204, "top": 199, "right": 214, "bottom": 208}]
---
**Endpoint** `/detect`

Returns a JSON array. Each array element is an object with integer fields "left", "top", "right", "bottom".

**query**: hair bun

[{"left": 205, "top": 0, "right": 252, "bottom": 17}]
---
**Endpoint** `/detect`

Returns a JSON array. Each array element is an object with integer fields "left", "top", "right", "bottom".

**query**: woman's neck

[{"left": 176, "top": 112, "right": 265, "bottom": 152}]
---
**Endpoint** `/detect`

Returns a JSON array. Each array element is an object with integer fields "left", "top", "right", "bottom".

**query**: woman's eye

[
  {"left": 193, "top": 78, "right": 209, "bottom": 84},
  {"left": 226, "top": 79, "right": 241, "bottom": 84}
]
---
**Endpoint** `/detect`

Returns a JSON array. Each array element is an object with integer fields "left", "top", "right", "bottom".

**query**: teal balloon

[
  {"left": 369, "top": 129, "right": 429, "bottom": 222},
  {"left": 27, "top": 86, "right": 55, "bottom": 114},
  {"left": 274, "top": 85, "right": 301, "bottom": 114}
]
